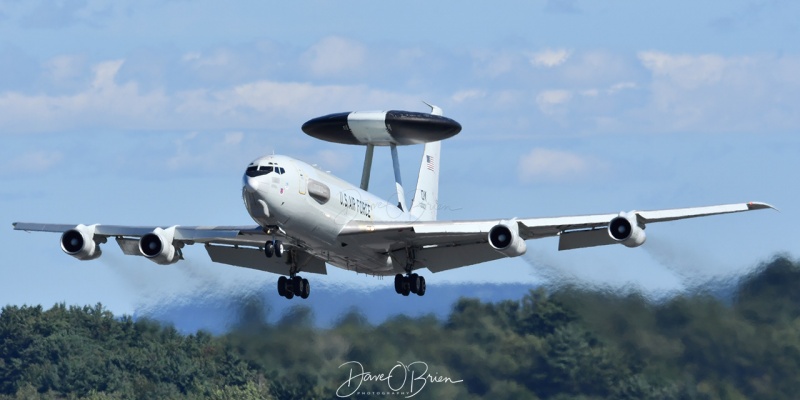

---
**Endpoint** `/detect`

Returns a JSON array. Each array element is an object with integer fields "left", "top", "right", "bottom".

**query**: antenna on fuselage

[
  {"left": 360, "top": 144, "right": 374, "bottom": 191},
  {"left": 300, "top": 104, "right": 461, "bottom": 210},
  {"left": 390, "top": 143, "right": 406, "bottom": 211}
]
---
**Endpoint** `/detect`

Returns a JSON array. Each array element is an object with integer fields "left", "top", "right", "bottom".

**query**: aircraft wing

[
  {"left": 13, "top": 223, "right": 254, "bottom": 241},
  {"left": 11, "top": 222, "right": 327, "bottom": 275},
  {"left": 339, "top": 201, "right": 775, "bottom": 272}
]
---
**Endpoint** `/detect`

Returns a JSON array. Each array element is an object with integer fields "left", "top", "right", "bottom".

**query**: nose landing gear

[
  {"left": 265, "top": 239, "right": 310, "bottom": 300},
  {"left": 264, "top": 239, "right": 284, "bottom": 258}
]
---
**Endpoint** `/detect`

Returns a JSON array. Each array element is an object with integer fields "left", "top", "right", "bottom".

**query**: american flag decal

[{"left": 426, "top": 155, "right": 435, "bottom": 171}]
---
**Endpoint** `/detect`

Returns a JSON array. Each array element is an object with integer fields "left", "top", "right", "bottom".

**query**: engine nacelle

[
  {"left": 608, "top": 212, "right": 646, "bottom": 248},
  {"left": 488, "top": 220, "right": 527, "bottom": 257},
  {"left": 139, "top": 227, "right": 181, "bottom": 265},
  {"left": 61, "top": 224, "right": 103, "bottom": 260}
]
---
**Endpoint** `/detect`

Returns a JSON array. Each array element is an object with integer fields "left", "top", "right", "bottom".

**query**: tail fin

[{"left": 410, "top": 140, "right": 441, "bottom": 221}]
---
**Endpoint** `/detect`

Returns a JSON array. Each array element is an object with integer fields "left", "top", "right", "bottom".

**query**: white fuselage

[{"left": 242, "top": 154, "right": 410, "bottom": 276}]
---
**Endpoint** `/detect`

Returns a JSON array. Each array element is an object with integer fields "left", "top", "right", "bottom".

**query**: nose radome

[{"left": 243, "top": 175, "right": 260, "bottom": 192}]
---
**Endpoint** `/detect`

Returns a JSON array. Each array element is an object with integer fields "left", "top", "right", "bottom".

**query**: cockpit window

[{"left": 246, "top": 164, "right": 285, "bottom": 177}]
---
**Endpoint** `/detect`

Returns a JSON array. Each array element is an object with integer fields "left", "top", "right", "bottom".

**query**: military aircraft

[{"left": 13, "top": 105, "right": 774, "bottom": 299}]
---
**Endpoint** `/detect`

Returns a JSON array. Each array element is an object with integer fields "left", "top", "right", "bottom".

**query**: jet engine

[
  {"left": 488, "top": 220, "right": 527, "bottom": 257},
  {"left": 60, "top": 224, "right": 103, "bottom": 260},
  {"left": 608, "top": 212, "right": 646, "bottom": 248},
  {"left": 139, "top": 227, "right": 181, "bottom": 265}
]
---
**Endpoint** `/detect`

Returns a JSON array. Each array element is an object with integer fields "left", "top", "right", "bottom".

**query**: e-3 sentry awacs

[{"left": 12, "top": 106, "right": 774, "bottom": 300}]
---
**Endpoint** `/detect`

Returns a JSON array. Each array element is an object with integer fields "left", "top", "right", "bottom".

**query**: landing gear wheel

[
  {"left": 277, "top": 275, "right": 310, "bottom": 299},
  {"left": 291, "top": 276, "right": 303, "bottom": 294},
  {"left": 299, "top": 278, "right": 310, "bottom": 299},
  {"left": 277, "top": 276, "right": 287, "bottom": 297},
  {"left": 264, "top": 241, "right": 275, "bottom": 258},
  {"left": 401, "top": 279, "right": 411, "bottom": 296},
  {"left": 395, "top": 273, "right": 426, "bottom": 297},
  {"left": 409, "top": 273, "right": 421, "bottom": 294},
  {"left": 394, "top": 274, "right": 404, "bottom": 294},
  {"left": 274, "top": 240, "right": 283, "bottom": 258}
]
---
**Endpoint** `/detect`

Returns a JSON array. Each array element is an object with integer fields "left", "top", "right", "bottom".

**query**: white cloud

[
  {"left": 302, "top": 36, "right": 366, "bottom": 77},
  {"left": 167, "top": 132, "right": 199, "bottom": 170},
  {"left": 182, "top": 52, "right": 201, "bottom": 62},
  {"left": 471, "top": 50, "right": 521, "bottom": 78},
  {"left": 536, "top": 89, "right": 572, "bottom": 105},
  {"left": 0, "top": 59, "right": 170, "bottom": 132},
  {"left": 224, "top": 132, "right": 244, "bottom": 145},
  {"left": 182, "top": 49, "right": 233, "bottom": 68},
  {"left": 637, "top": 51, "right": 800, "bottom": 132},
  {"left": 166, "top": 132, "right": 256, "bottom": 172},
  {"left": 450, "top": 89, "right": 485, "bottom": 103},
  {"left": 44, "top": 54, "right": 86, "bottom": 84},
  {"left": 2, "top": 43, "right": 798, "bottom": 137},
  {"left": 394, "top": 47, "right": 425, "bottom": 64},
  {"left": 580, "top": 89, "right": 599, "bottom": 97},
  {"left": 561, "top": 51, "right": 636, "bottom": 86},
  {"left": 528, "top": 48, "right": 571, "bottom": 68},
  {"left": 6, "top": 150, "right": 63, "bottom": 173},
  {"left": 518, "top": 148, "right": 598, "bottom": 183},
  {"left": 314, "top": 149, "right": 351, "bottom": 173},
  {"left": 91, "top": 59, "right": 124, "bottom": 89},
  {"left": 212, "top": 80, "right": 416, "bottom": 118},
  {"left": 607, "top": 81, "right": 637, "bottom": 94},
  {"left": 638, "top": 51, "right": 730, "bottom": 89},
  {"left": 0, "top": 58, "right": 419, "bottom": 133},
  {"left": 535, "top": 89, "right": 572, "bottom": 115}
]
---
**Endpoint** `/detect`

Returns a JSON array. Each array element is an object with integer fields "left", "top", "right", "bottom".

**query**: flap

[
  {"left": 115, "top": 237, "right": 143, "bottom": 256},
  {"left": 558, "top": 229, "right": 617, "bottom": 251},
  {"left": 205, "top": 244, "right": 327, "bottom": 275}
]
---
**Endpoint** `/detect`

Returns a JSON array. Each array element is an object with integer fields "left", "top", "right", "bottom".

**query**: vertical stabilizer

[
  {"left": 410, "top": 140, "right": 441, "bottom": 221},
  {"left": 410, "top": 103, "right": 444, "bottom": 221}
]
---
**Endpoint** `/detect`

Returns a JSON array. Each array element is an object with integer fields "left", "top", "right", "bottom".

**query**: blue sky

[{"left": 2, "top": 0, "right": 798, "bottom": 316}]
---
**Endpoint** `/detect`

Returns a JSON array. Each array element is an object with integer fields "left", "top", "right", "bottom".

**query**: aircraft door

[{"left": 297, "top": 166, "right": 307, "bottom": 195}]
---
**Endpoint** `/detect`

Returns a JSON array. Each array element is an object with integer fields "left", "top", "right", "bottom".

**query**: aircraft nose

[{"left": 243, "top": 175, "right": 260, "bottom": 192}]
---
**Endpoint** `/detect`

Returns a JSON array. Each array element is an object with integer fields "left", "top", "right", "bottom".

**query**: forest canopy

[{"left": 1, "top": 256, "right": 799, "bottom": 399}]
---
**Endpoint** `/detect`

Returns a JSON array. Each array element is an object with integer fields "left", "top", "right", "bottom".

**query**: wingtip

[{"left": 748, "top": 201, "right": 779, "bottom": 212}]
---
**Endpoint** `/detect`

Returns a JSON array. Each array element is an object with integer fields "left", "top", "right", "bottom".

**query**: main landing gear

[
  {"left": 395, "top": 273, "right": 426, "bottom": 297},
  {"left": 264, "top": 239, "right": 310, "bottom": 300},
  {"left": 277, "top": 275, "right": 310, "bottom": 299}
]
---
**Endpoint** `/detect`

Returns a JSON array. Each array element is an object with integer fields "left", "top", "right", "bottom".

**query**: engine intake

[
  {"left": 139, "top": 227, "right": 181, "bottom": 265},
  {"left": 608, "top": 212, "right": 646, "bottom": 248},
  {"left": 60, "top": 224, "right": 103, "bottom": 260},
  {"left": 488, "top": 220, "right": 527, "bottom": 257}
]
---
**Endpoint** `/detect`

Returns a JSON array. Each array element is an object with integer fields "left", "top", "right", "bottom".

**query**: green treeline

[{"left": 2, "top": 256, "right": 800, "bottom": 399}]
